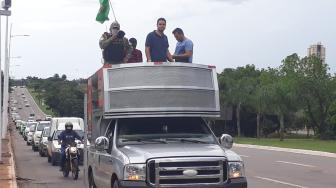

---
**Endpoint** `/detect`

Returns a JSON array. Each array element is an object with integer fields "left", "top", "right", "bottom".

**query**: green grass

[
  {"left": 235, "top": 137, "right": 336, "bottom": 153},
  {"left": 28, "top": 88, "right": 57, "bottom": 117}
]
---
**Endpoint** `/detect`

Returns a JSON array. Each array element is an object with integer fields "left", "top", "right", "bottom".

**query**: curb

[
  {"left": 8, "top": 132, "right": 17, "bottom": 188},
  {"left": 234, "top": 143, "right": 336, "bottom": 158}
]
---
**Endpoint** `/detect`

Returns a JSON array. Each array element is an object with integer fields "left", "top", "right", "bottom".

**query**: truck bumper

[{"left": 119, "top": 177, "right": 247, "bottom": 188}]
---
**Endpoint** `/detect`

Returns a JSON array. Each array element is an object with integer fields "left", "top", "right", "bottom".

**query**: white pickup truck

[{"left": 83, "top": 63, "right": 247, "bottom": 188}]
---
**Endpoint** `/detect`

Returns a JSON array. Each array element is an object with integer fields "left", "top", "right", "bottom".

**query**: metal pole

[
  {"left": 83, "top": 94, "right": 88, "bottom": 187},
  {"left": 0, "top": 14, "right": 3, "bottom": 162},
  {"left": 2, "top": 16, "right": 9, "bottom": 138}
]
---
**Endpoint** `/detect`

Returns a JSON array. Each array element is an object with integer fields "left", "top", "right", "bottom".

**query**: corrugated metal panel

[{"left": 103, "top": 63, "right": 220, "bottom": 118}]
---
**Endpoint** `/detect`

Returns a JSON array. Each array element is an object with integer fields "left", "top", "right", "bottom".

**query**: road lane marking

[
  {"left": 254, "top": 176, "right": 309, "bottom": 188},
  {"left": 276, "top": 161, "right": 316, "bottom": 168},
  {"left": 239, "top": 154, "right": 249, "bottom": 158}
]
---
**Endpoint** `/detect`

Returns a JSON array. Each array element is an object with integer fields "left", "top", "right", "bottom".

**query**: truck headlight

[
  {"left": 124, "top": 164, "right": 146, "bottom": 181},
  {"left": 228, "top": 162, "right": 245, "bottom": 179}
]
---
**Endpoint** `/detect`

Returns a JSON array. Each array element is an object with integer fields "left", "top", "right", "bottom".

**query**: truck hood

[{"left": 119, "top": 143, "right": 241, "bottom": 163}]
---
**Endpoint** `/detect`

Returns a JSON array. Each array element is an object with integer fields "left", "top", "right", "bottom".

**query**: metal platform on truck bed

[{"left": 88, "top": 62, "right": 220, "bottom": 119}]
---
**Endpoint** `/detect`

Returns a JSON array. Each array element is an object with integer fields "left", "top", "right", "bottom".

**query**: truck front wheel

[
  {"left": 112, "top": 179, "right": 119, "bottom": 188},
  {"left": 89, "top": 171, "right": 97, "bottom": 188}
]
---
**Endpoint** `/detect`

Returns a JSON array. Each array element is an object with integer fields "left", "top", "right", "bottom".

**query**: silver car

[
  {"left": 39, "top": 127, "right": 50, "bottom": 157},
  {"left": 32, "top": 121, "right": 51, "bottom": 151},
  {"left": 26, "top": 122, "right": 38, "bottom": 145}
]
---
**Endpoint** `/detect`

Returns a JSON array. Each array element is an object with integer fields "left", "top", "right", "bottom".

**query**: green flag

[{"left": 96, "top": 0, "right": 110, "bottom": 24}]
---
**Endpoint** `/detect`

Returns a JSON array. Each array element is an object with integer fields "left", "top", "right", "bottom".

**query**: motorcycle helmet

[{"left": 65, "top": 122, "right": 73, "bottom": 131}]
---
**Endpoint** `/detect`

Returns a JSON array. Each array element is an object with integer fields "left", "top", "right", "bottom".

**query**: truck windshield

[{"left": 117, "top": 117, "right": 216, "bottom": 146}]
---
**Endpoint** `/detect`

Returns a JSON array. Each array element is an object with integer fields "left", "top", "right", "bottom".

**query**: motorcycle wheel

[
  {"left": 71, "top": 159, "right": 79, "bottom": 180},
  {"left": 63, "top": 162, "right": 69, "bottom": 177}
]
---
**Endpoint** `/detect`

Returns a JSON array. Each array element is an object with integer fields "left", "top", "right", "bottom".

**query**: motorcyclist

[{"left": 58, "top": 122, "right": 82, "bottom": 171}]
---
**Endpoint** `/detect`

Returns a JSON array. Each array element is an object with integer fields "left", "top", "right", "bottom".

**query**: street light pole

[
  {"left": 0, "top": 0, "right": 11, "bottom": 163},
  {"left": 0, "top": 12, "right": 2, "bottom": 163},
  {"left": 2, "top": 15, "right": 9, "bottom": 138},
  {"left": 2, "top": 24, "right": 29, "bottom": 138}
]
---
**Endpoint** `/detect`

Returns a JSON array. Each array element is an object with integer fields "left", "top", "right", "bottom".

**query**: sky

[{"left": 3, "top": 0, "right": 336, "bottom": 79}]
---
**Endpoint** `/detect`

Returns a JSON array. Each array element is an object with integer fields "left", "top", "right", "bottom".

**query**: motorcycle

[{"left": 63, "top": 142, "right": 80, "bottom": 180}]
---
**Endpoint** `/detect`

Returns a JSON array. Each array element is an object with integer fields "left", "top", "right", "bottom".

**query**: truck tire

[
  {"left": 112, "top": 179, "right": 119, "bottom": 188},
  {"left": 89, "top": 171, "right": 97, "bottom": 188}
]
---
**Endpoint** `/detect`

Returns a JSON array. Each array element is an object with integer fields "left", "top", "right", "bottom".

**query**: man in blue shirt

[
  {"left": 145, "top": 18, "right": 173, "bottom": 62},
  {"left": 172, "top": 28, "right": 193, "bottom": 63}
]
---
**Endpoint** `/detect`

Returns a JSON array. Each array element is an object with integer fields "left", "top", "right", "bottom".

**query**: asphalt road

[
  {"left": 10, "top": 87, "right": 85, "bottom": 188},
  {"left": 9, "top": 87, "right": 336, "bottom": 188},
  {"left": 233, "top": 147, "right": 336, "bottom": 188}
]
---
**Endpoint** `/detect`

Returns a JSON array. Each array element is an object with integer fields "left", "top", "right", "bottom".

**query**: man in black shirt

[{"left": 99, "top": 21, "right": 133, "bottom": 64}]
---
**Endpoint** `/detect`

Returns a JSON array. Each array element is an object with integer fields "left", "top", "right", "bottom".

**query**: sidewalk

[{"left": 0, "top": 126, "right": 17, "bottom": 188}]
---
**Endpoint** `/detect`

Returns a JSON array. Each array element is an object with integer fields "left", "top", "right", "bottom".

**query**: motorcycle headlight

[
  {"left": 124, "top": 164, "right": 146, "bottom": 181},
  {"left": 70, "top": 147, "right": 77, "bottom": 154},
  {"left": 228, "top": 162, "right": 245, "bottom": 179}
]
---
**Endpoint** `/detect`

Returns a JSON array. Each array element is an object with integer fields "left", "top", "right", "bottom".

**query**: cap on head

[{"left": 110, "top": 21, "right": 120, "bottom": 30}]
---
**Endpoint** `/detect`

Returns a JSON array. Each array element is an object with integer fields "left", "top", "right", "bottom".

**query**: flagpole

[{"left": 108, "top": 0, "right": 117, "bottom": 21}]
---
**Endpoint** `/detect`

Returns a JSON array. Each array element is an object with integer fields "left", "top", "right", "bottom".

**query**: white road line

[
  {"left": 239, "top": 155, "right": 249, "bottom": 158},
  {"left": 254, "top": 176, "right": 309, "bottom": 188},
  {"left": 276, "top": 161, "right": 316, "bottom": 168}
]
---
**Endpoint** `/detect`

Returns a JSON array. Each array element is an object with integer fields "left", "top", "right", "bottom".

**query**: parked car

[
  {"left": 25, "top": 103, "right": 30, "bottom": 107},
  {"left": 32, "top": 121, "right": 50, "bottom": 151},
  {"left": 39, "top": 127, "right": 51, "bottom": 157}
]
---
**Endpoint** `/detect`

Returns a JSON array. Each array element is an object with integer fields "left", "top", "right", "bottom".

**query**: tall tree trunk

[
  {"left": 279, "top": 114, "right": 285, "bottom": 141},
  {"left": 236, "top": 103, "right": 241, "bottom": 137},
  {"left": 257, "top": 112, "right": 260, "bottom": 139}
]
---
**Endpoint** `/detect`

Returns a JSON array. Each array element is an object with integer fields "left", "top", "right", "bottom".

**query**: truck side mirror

[
  {"left": 48, "top": 136, "right": 52, "bottom": 141},
  {"left": 95, "top": 136, "right": 109, "bottom": 152},
  {"left": 220, "top": 134, "right": 233, "bottom": 149}
]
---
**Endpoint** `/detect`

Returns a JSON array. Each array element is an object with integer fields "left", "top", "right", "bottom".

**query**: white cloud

[{"left": 5, "top": 0, "right": 336, "bottom": 79}]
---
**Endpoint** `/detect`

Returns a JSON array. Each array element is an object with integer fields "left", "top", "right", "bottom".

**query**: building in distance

[{"left": 307, "top": 42, "right": 326, "bottom": 63}]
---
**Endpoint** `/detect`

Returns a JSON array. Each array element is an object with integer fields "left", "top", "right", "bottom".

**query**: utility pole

[
  {"left": 0, "top": 0, "right": 11, "bottom": 162},
  {"left": 2, "top": 14, "right": 9, "bottom": 139}
]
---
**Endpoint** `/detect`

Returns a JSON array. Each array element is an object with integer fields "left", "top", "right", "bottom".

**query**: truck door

[{"left": 94, "top": 120, "right": 116, "bottom": 188}]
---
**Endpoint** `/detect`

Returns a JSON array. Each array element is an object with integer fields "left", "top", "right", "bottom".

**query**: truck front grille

[{"left": 147, "top": 157, "right": 227, "bottom": 187}]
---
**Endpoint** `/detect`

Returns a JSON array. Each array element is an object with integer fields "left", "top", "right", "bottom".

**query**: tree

[
  {"left": 219, "top": 65, "right": 259, "bottom": 137},
  {"left": 295, "top": 56, "right": 336, "bottom": 139}
]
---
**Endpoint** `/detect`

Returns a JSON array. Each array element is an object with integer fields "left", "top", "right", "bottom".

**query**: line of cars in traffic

[
  {"left": 10, "top": 86, "right": 86, "bottom": 170},
  {"left": 14, "top": 116, "right": 86, "bottom": 166}
]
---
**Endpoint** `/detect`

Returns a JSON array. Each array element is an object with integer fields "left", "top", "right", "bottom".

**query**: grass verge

[
  {"left": 28, "top": 88, "right": 57, "bottom": 117},
  {"left": 235, "top": 137, "right": 336, "bottom": 153}
]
